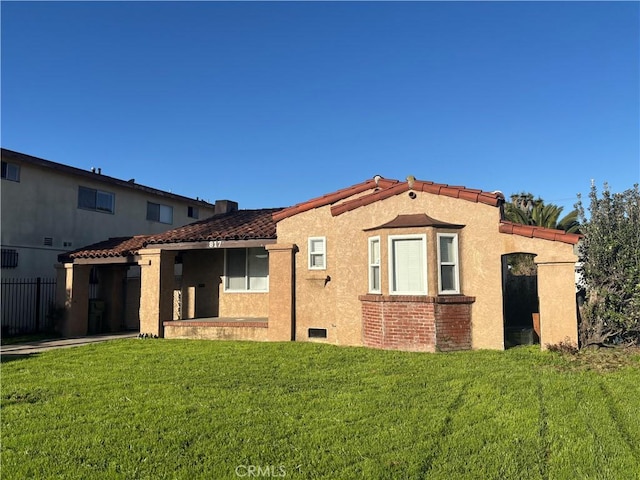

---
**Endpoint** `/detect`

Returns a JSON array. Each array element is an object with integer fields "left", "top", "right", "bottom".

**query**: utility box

[{"left": 88, "top": 300, "right": 105, "bottom": 334}]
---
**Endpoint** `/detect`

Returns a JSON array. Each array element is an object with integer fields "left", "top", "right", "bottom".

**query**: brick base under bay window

[{"left": 359, "top": 294, "right": 475, "bottom": 352}]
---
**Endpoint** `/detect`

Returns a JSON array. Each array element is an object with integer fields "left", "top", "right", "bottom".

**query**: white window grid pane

[
  {"left": 437, "top": 234, "right": 459, "bottom": 294},
  {"left": 369, "top": 237, "right": 381, "bottom": 293},
  {"left": 308, "top": 237, "right": 326, "bottom": 270},
  {"left": 389, "top": 235, "right": 427, "bottom": 295},
  {"left": 310, "top": 254, "right": 325, "bottom": 269}
]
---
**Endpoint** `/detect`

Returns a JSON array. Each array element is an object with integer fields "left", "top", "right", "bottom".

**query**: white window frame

[
  {"left": 223, "top": 247, "right": 269, "bottom": 293},
  {"left": 388, "top": 234, "right": 428, "bottom": 295},
  {"left": 437, "top": 233, "right": 460, "bottom": 294},
  {"left": 308, "top": 237, "right": 327, "bottom": 270},
  {"left": 368, "top": 236, "right": 381, "bottom": 293}
]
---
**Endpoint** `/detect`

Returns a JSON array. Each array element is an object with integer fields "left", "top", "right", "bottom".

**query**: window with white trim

[
  {"left": 368, "top": 236, "right": 381, "bottom": 293},
  {"left": 78, "top": 186, "right": 115, "bottom": 214},
  {"left": 308, "top": 237, "right": 326, "bottom": 270},
  {"left": 1, "top": 161, "right": 20, "bottom": 182},
  {"left": 437, "top": 233, "right": 460, "bottom": 294},
  {"left": 389, "top": 234, "right": 427, "bottom": 295},
  {"left": 225, "top": 247, "right": 269, "bottom": 292},
  {"left": 147, "top": 202, "right": 173, "bottom": 224}
]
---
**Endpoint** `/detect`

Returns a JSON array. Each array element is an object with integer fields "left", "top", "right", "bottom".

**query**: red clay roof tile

[
  {"left": 145, "top": 208, "right": 281, "bottom": 245},
  {"left": 499, "top": 221, "right": 582, "bottom": 245},
  {"left": 329, "top": 178, "right": 504, "bottom": 217},
  {"left": 61, "top": 209, "right": 281, "bottom": 261},
  {"left": 60, "top": 235, "right": 150, "bottom": 261},
  {"left": 273, "top": 178, "right": 399, "bottom": 222}
]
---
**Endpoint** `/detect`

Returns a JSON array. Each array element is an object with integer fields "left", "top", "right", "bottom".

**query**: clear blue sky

[{"left": 2, "top": 1, "right": 638, "bottom": 213}]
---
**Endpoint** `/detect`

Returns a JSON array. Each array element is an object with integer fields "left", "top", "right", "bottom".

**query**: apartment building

[{"left": 1, "top": 148, "right": 216, "bottom": 279}]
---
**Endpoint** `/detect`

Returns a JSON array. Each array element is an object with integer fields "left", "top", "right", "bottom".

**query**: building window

[
  {"left": 308, "top": 237, "right": 326, "bottom": 270},
  {"left": 78, "top": 186, "right": 115, "bottom": 214},
  {"left": 188, "top": 206, "right": 199, "bottom": 219},
  {"left": 388, "top": 234, "right": 427, "bottom": 295},
  {"left": 437, "top": 233, "right": 460, "bottom": 294},
  {"left": 1, "top": 249, "right": 18, "bottom": 268},
  {"left": 368, "top": 236, "right": 381, "bottom": 293},
  {"left": 147, "top": 202, "right": 173, "bottom": 224},
  {"left": 224, "top": 247, "right": 269, "bottom": 292},
  {"left": 1, "top": 161, "right": 20, "bottom": 182}
]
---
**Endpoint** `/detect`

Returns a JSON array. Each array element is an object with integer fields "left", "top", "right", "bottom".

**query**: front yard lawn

[{"left": 2, "top": 340, "right": 639, "bottom": 479}]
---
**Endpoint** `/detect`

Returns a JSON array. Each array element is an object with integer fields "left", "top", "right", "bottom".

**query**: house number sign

[{"left": 208, "top": 240, "right": 222, "bottom": 248}]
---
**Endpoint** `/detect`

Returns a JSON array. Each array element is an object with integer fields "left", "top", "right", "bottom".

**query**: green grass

[{"left": 2, "top": 340, "right": 639, "bottom": 479}]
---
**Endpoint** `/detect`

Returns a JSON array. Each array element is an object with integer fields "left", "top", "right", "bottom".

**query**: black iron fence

[{"left": 1, "top": 277, "right": 57, "bottom": 336}]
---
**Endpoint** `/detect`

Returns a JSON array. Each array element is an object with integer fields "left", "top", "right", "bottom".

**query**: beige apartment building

[
  {"left": 1, "top": 148, "right": 216, "bottom": 334},
  {"left": 1, "top": 148, "right": 215, "bottom": 278}
]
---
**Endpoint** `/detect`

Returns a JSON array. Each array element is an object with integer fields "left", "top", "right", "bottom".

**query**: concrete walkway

[{"left": 0, "top": 332, "right": 138, "bottom": 356}]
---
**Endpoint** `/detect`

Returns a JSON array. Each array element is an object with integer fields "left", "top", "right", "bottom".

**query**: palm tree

[{"left": 505, "top": 194, "right": 580, "bottom": 233}]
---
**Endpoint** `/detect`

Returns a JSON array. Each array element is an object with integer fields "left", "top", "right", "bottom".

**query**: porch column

[
  {"left": 265, "top": 244, "right": 296, "bottom": 341},
  {"left": 536, "top": 261, "right": 578, "bottom": 349},
  {"left": 101, "top": 265, "right": 129, "bottom": 332},
  {"left": 55, "top": 263, "right": 91, "bottom": 337},
  {"left": 139, "top": 249, "right": 176, "bottom": 337}
]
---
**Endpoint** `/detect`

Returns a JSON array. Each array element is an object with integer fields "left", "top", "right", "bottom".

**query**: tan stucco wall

[
  {"left": 276, "top": 187, "right": 578, "bottom": 350},
  {"left": 1, "top": 155, "right": 215, "bottom": 278},
  {"left": 164, "top": 325, "right": 269, "bottom": 341},
  {"left": 218, "top": 291, "right": 269, "bottom": 317},
  {"left": 138, "top": 249, "right": 176, "bottom": 336},
  {"left": 54, "top": 263, "right": 91, "bottom": 337}
]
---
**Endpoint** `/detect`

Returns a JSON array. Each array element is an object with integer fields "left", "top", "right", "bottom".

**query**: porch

[{"left": 163, "top": 317, "right": 269, "bottom": 341}]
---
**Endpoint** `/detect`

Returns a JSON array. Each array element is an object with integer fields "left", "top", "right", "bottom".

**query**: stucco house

[{"left": 57, "top": 176, "right": 581, "bottom": 351}]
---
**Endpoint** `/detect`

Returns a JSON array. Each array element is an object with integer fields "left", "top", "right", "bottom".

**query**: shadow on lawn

[{"left": 1, "top": 353, "right": 38, "bottom": 363}]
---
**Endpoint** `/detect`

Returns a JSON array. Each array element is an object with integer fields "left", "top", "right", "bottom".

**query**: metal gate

[{"left": 1, "top": 277, "right": 57, "bottom": 336}]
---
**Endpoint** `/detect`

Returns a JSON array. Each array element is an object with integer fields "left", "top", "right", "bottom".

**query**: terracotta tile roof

[
  {"left": 499, "top": 221, "right": 582, "bottom": 245},
  {"left": 60, "top": 235, "right": 150, "bottom": 261},
  {"left": 60, "top": 209, "right": 282, "bottom": 261},
  {"left": 364, "top": 214, "right": 464, "bottom": 231},
  {"left": 145, "top": 208, "right": 282, "bottom": 245},
  {"left": 272, "top": 178, "right": 399, "bottom": 222},
  {"left": 331, "top": 179, "right": 504, "bottom": 217},
  {"left": 273, "top": 177, "right": 504, "bottom": 221}
]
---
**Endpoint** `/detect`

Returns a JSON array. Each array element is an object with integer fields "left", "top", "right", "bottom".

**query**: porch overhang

[{"left": 150, "top": 239, "right": 277, "bottom": 251}]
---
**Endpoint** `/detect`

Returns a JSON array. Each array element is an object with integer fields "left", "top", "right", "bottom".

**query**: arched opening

[{"left": 502, "top": 253, "right": 539, "bottom": 347}]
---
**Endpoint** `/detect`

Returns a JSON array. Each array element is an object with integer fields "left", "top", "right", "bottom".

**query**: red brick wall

[
  {"left": 435, "top": 302, "right": 472, "bottom": 351},
  {"left": 361, "top": 295, "right": 436, "bottom": 352},
  {"left": 360, "top": 294, "right": 474, "bottom": 352}
]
